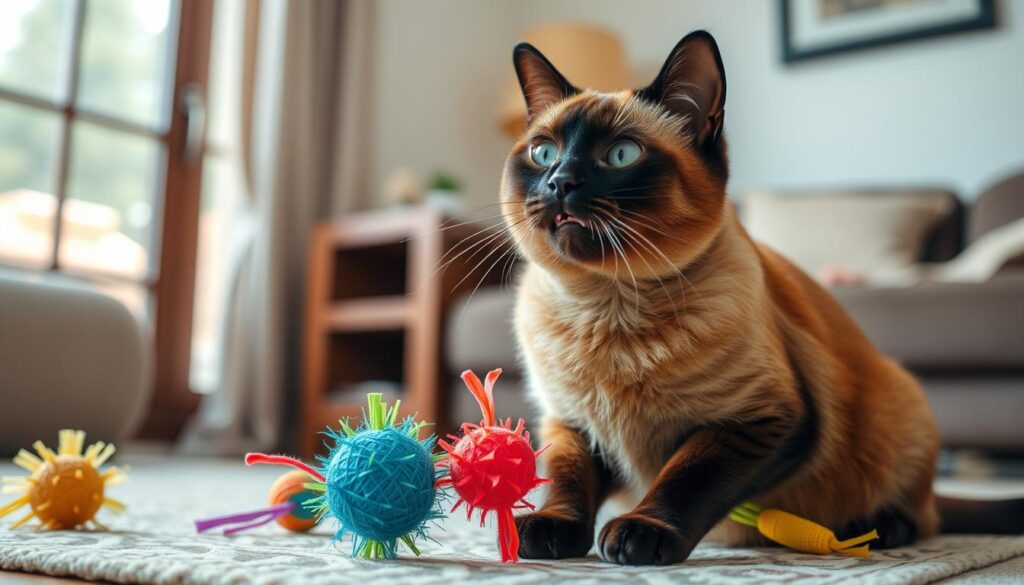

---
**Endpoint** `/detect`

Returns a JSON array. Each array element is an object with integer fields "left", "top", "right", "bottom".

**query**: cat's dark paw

[
  {"left": 840, "top": 506, "right": 918, "bottom": 549},
  {"left": 598, "top": 513, "right": 694, "bottom": 565},
  {"left": 516, "top": 509, "right": 594, "bottom": 559}
]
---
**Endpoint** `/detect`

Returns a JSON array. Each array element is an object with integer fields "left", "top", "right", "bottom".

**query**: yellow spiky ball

[{"left": 1, "top": 429, "right": 126, "bottom": 530}]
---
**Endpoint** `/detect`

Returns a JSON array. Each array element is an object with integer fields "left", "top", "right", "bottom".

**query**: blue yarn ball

[{"left": 325, "top": 428, "right": 436, "bottom": 542}]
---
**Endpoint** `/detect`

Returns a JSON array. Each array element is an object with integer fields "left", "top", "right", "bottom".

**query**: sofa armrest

[{"left": 446, "top": 287, "right": 520, "bottom": 376}]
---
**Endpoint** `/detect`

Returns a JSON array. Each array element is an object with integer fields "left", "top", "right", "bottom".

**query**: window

[{"left": 0, "top": 0, "right": 213, "bottom": 437}]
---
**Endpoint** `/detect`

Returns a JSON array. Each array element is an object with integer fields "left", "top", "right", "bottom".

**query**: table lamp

[{"left": 499, "top": 23, "right": 629, "bottom": 137}]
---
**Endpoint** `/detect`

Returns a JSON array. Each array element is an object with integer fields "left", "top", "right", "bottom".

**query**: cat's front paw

[
  {"left": 516, "top": 509, "right": 594, "bottom": 559},
  {"left": 598, "top": 512, "right": 694, "bottom": 565}
]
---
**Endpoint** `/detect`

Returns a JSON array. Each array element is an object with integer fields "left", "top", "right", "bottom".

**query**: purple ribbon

[{"left": 195, "top": 502, "right": 296, "bottom": 535}]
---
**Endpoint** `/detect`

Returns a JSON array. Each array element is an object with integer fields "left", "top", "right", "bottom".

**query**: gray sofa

[{"left": 446, "top": 175, "right": 1024, "bottom": 450}]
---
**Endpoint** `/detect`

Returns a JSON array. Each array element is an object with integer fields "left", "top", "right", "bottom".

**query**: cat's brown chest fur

[
  {"left": 518, "top": 314, "right": 687, "bottom": 491},
  {"left": 514, "top": 260, "right": 778, "bottom": 494}
]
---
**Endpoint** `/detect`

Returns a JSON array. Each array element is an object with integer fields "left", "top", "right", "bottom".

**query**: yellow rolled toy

[{"left": 730, "top": 502, "right": 879, "bottom": 557}]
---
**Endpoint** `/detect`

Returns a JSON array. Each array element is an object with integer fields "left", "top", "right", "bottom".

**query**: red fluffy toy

[{"left": 438, "top": 368, "right": 549, "bottom": 562}]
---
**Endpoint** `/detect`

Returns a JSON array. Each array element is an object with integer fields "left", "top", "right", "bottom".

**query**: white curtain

[{"left": 181, "top": 0, "right": 375, "bottom": 455}]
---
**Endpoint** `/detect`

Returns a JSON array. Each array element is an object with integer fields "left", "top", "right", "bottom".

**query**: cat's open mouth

[
  {"left": 554, "top": 211, "right": 587, "bottom": 229},
  {"left": 546, "top": 207, "right": 602, "bottom": 261}
]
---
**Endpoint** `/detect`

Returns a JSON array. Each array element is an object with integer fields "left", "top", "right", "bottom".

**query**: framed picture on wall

[{"left": 780, "top": 0, "right": 996, "bottom": 62}]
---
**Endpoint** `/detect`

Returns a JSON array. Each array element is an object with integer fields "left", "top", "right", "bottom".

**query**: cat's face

[{"left": 501, "top": 31, "right": 730, "bottom": 279}]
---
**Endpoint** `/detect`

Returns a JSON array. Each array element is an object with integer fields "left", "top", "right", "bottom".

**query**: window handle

[{"left": 180, "top": 83, "right": 207, "bottom": 165}]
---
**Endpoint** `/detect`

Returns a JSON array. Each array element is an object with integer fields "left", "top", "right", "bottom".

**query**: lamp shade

[{"left": 499, "top": 23, "right": 629, "bottom": 137}]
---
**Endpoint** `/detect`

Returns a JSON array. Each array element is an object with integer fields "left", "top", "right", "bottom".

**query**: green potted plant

[{"left": 426, "top": 170, "right": 464, "bottom": 215}]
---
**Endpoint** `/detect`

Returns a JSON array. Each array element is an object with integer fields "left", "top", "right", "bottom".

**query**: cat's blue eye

[
  {"left": 606, "top": 141, "right": 641, "bottom": 168},
  {"left": 530, "top": 141, "right": 559, "bottom": 167}
]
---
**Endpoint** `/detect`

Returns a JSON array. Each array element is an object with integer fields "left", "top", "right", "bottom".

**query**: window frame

[{"left": 0, "top": 0, "right": 215, "bottom": 438}]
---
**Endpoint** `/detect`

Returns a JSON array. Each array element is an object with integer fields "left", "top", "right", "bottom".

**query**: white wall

[
  {"left": 370, "top": 0, "right": 520, "bottom": 211},
  {"left": 369, "top": 0, "right": 1024, "bottom": 209}
]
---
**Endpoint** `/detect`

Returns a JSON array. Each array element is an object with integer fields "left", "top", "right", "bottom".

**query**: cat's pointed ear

[
  {"left": 513, "top": 42, "right": 578, "bottom": 126},
  {"left": 640, "top": 30, "right": 726, "bottom": 146}
]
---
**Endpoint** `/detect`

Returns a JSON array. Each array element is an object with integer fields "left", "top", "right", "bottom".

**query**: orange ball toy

[{"left": 268, "top": 470, "right": 318, "bottom": 532}]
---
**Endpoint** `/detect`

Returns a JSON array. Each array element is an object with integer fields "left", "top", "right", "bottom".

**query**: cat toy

[
  {"left": 437, "top": 368, "right": 548, "bottom": 563},
  {"left": 0, "top": 429, "right": 126, "bottom": 530},
  {"left": 247, "top": 393, "right": 445, "bottom": 559},
  {"left": 195, "top": 470, "right": 319, "bottom": 534},
  {"left": 730, "top": 502, "right": 879, "bottom": 557}
]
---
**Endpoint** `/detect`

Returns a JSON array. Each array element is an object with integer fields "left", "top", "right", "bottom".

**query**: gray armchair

[{"left": 0, "top": 272, "right": 150, "bottom": 455}]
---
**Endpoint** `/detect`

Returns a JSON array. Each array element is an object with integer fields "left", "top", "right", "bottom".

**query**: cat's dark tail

[{"left": 937, "top": 495, "right": 1024, "bottom": 534}]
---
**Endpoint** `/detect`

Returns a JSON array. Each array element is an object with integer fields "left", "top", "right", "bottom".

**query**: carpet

[{"left": 1, "top": 456, "right": 1023, "bottom": 585}]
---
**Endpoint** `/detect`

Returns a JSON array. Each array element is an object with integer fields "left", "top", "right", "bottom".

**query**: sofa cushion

[
  {"left": 742, "top": 189, "right": 957, "bottom": 278},
  {"left": 970, "top": 172, "right": 1024, "bottom": 245},
  {"left": 970, "top": 168, "right": 1024, "bottom": 274},
  {"left": 920, "top": 195, "right": 965, "bottom": 263},
  {"left": 931, "top": 216, "right": 1024, "bottom": 282},
  {"left": 446, "top": 287, "right": 520, "bottom": 376},
  {"left": 832, "top": 271, "right": 1024, "bottom": 369}
]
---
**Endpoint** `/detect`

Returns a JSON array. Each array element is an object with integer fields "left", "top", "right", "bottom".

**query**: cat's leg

[
  {"left": 516, "top": 419, "right": 617, "bottom": 559},
  {"left": 600, "top": 413, "right": 809, "bottom": 565},
  {"left": 838, "top": 506, "right": 917, "bottom": 549},
  {"left": 838, "top": 469, "right": 936, "bottom": 549}
]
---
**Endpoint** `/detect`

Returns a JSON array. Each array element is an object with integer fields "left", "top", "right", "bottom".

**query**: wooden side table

[{"left": 300, "top": 206, "right": 511, "bottom": 456}]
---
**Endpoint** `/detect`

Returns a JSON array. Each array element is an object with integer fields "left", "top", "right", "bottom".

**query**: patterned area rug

[{"left": 1, "top": 456, "right": 1023, "bottom": 585}]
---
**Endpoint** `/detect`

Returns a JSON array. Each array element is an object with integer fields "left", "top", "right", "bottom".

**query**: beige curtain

[{"left": 181, "top": 0, "right": 375, "bottom": 454}]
